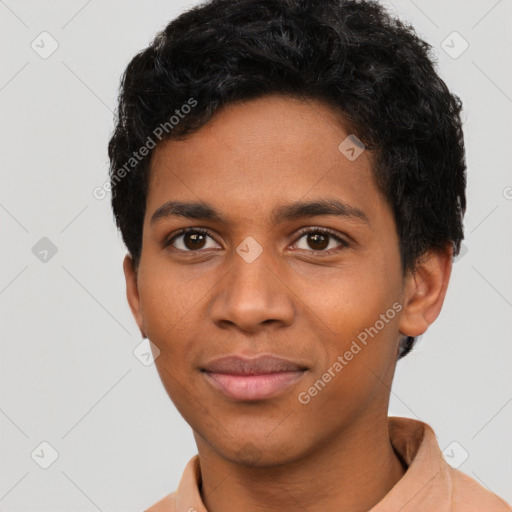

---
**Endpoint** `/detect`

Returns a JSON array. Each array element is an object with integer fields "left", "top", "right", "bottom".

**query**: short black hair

[{"left": 108, "top": 0, "right": 466, "bottom": 359}]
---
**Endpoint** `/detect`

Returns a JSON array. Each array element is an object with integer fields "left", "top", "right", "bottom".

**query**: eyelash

[{"left": 163, "top": 226, "right": 350, "bottom": 254}]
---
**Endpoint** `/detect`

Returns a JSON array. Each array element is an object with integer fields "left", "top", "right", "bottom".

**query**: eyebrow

[{"left": 150, "top": 198, "right": 370, "bottom": 226}]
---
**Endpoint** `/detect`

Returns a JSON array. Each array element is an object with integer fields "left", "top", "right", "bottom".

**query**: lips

[
  {"left": 201, "top": 354, "right": 309, "bottom": 401},
  {"left": 201, "top": 354, "right": 308, "bottom": 375}
]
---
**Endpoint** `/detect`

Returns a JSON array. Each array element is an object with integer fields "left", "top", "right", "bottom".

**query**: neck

[{"left": 196, "top": 412, "right": 407, "bottom": 512}]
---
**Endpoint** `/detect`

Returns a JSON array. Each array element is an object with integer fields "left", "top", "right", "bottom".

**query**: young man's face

[{"left": 124, "top": 94, "right": 440, "bottom": 465}]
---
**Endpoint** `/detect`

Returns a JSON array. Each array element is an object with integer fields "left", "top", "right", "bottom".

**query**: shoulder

[
  {"left": 449, "top": 467, "right": 511, "bottom": 511},
  {"left": 143, "top": 491, "right": 177, "bottom": 512}
]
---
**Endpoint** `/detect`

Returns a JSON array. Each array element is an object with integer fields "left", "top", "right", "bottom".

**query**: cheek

[
  {"left": 301, "top": 305, "right": 400, "bottom": 423},
  {"left": 140, "top": 250, "right": 195, "bottom": 308},
  {"left": 137, "top": 266, "right": 199, "bottom": 357},
  {"left": 318, "top": 263, "right": 399, "bottom": 334},
  {"left": 310, "top": 263, "right": 402, "bottom": 384},
  {"left": 138, "top": 271, "right": 200, "bottom": 408}
]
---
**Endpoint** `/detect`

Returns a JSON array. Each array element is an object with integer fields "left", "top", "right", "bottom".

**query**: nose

[{"left": 210, "top": 247, "right": 295, "bottom": 333}]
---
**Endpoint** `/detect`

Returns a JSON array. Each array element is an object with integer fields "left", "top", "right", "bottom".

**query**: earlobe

[
  {"left": 398, "top": 247, "right": 453, "bottom": 338},
  {"left": 123, "top": 254, "right": 147, "bottom": 338}
]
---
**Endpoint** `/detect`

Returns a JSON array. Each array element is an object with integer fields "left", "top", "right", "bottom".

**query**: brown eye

[
  {"left": 306, "top": 232, "right": 329, "bottom": 250},
  {"left": 292, "top": 228, "right": 349, "bottom": 253},
  {"left": 183, "top": 232, "right": 207, "bottom": 250},
  {"left": 165, "top": 228, "right": 220, "bottom": 252}
]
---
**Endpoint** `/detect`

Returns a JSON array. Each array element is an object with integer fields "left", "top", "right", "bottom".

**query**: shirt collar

[
  {"left": 173, "top": 416, "right": 452, "bottom": 512},
  {"left": 371, "top": 416, "right": 452, "bottom": 511}
]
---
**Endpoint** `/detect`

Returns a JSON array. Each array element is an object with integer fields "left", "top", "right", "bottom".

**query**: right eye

[{"left": 164, "top": 227, "right": 221, "bottom": 252}]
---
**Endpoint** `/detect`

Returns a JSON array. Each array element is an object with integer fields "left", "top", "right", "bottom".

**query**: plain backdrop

[{"left": 1, "top": 0, "right": 511, "bottom": 510}]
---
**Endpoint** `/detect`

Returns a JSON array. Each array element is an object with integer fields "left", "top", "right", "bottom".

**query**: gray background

[{"left": 1, "top": 0, "right": 511, "bottom": 510}]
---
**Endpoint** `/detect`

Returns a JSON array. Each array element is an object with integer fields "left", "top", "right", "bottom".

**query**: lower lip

[{"left": 202, "top": 370, "right": 307, "bottom": 401}]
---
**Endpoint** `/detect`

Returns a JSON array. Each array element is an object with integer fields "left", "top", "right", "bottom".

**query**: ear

[
  {"left": 123, "top": 254, "right": 147, "bottom": 338},
  {"left": 398, "top": 246, "right": 453, "bottom": 338}
]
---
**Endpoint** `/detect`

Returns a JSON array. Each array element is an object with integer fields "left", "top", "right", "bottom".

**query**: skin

[{"left": 124, "top": 94, "right": 452, "bottom": 512}]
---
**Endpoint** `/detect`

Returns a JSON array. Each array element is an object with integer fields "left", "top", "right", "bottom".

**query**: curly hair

[{"left": 107, "top": 0, "right": 466, "bottom": 359}]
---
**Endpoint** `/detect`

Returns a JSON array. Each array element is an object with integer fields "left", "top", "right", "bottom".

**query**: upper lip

[{"left": 201, "top": 354, "right": 308, "bottom": 375}]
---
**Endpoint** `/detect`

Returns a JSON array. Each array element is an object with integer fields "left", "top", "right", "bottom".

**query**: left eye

[
  {"left": 165, "top": 228, "right": 219, "bottom": 251},
  {"left": 292, "top": 229, "right": 349, "bottom": 252}
]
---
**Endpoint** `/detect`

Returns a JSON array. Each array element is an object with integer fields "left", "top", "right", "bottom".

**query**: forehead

[{"left": 146, "top": 94, "right": 385, "bottom": 226}]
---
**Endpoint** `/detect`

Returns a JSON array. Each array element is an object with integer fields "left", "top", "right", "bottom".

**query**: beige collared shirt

[{"left": 145, "top": 416, "right": 511, "bottom": 511}]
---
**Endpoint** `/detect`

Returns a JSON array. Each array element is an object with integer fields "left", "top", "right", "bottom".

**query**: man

[{"left": 107, "top": 0, "right": 511, "bottom": 510}]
